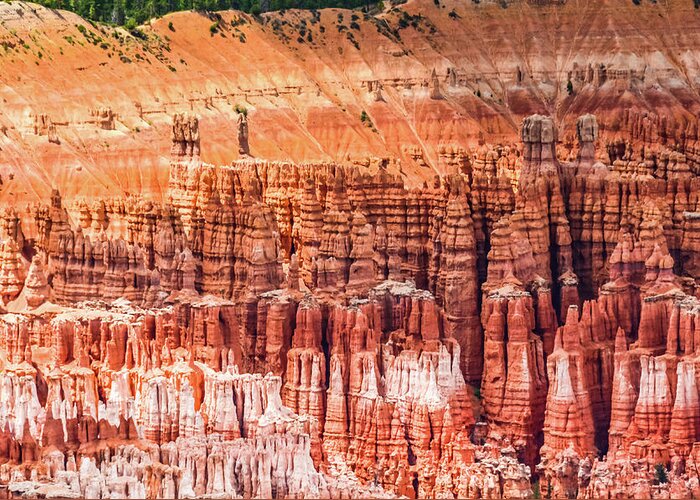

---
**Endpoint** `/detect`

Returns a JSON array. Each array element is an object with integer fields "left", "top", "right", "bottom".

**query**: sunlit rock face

[
  {"left": 3, "top": 0, "right": 700, "bottom": 495},
  {"left": 0, "top": 106, "right": 697, "bottom": 498}
]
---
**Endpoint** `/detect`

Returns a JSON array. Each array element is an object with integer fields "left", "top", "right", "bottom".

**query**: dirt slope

[{"left": 0, "top": 0, "right": 699, "bottom": 201}]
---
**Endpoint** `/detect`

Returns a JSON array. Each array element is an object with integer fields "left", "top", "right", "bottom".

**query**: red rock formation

[
  {"left": 171, "top": 113, "right": 200, "bottom": 161},
  {"left": 481, "top": 285, "right": 547, "bottom": 467},
  {"left": 470, "top": 143, "right": 516, "bottom": 283},
  {"left": 681, "top": 212, "right": 700, "bottom": 292},
  {"left": 0, "top": 239, "right": 26, "bottom": 304},
  {"left": 317, "top": 172, "right": 352, "bottom": 293},
  {"left": 608, "top": 326, "right": 639, "bottom": 455},
  {"left": 345, "top": 213, "right": 378, "bottom": 296},
  {"left": 4, "top": 105, "right": 700, "bottom": 498},
  {"left": 237, "top": 112, "right": 250, "bottom": 157},
  {"left": 540, "top": 307, "right": 600, "bottom": 472},
  {"left": 434, "top": 175, "right": 482, "bottom": 382},
  {"left": 298, "top": 177, "right": 324, "bottom": 286},
  {"left": 20, "top": 254, "right": 51, "bottom": 308},
  {"left": 517, "top": 116, "right": 578, "bottom": 319}
]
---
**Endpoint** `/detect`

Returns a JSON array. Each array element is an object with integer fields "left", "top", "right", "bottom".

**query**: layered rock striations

[
  {"left": 480, "top": 284, "right": 547, "bottom": 468},
  {"left": 7, "top": 0, "right": 700, "bottom": 203},
  {"left": 2, "top": 109, "right": 700, "bottom": 498}
]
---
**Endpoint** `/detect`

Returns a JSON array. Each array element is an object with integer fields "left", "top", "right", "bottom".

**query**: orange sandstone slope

[{"left": 1, "top": 0, "right": 700, "bottom": 201}]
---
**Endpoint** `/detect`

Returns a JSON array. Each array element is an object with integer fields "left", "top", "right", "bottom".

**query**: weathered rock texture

[
  {"left": 2, "top": 9, "right": 700, "bottom": 490},
  {"left": 4, "top": 0, "right": 700, "bottom": 202}
]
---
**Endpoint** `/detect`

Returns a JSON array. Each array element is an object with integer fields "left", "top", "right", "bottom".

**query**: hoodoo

[{"left": 1, "top": 0, "right": 700, "bottom": 498}]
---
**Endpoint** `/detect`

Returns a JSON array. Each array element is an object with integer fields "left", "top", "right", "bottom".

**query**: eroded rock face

[
  {"left": 2, "top": 110, "right": 700, "bottom": 499},
  {"left": 481, "top": 285, "right": 547, "bottom": 468},
  {"left": 171, "top": 113, "right": 200, "bottom": 160},
  {"left": 22, "top": 255, "right": 50, "bottom": 308}
]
